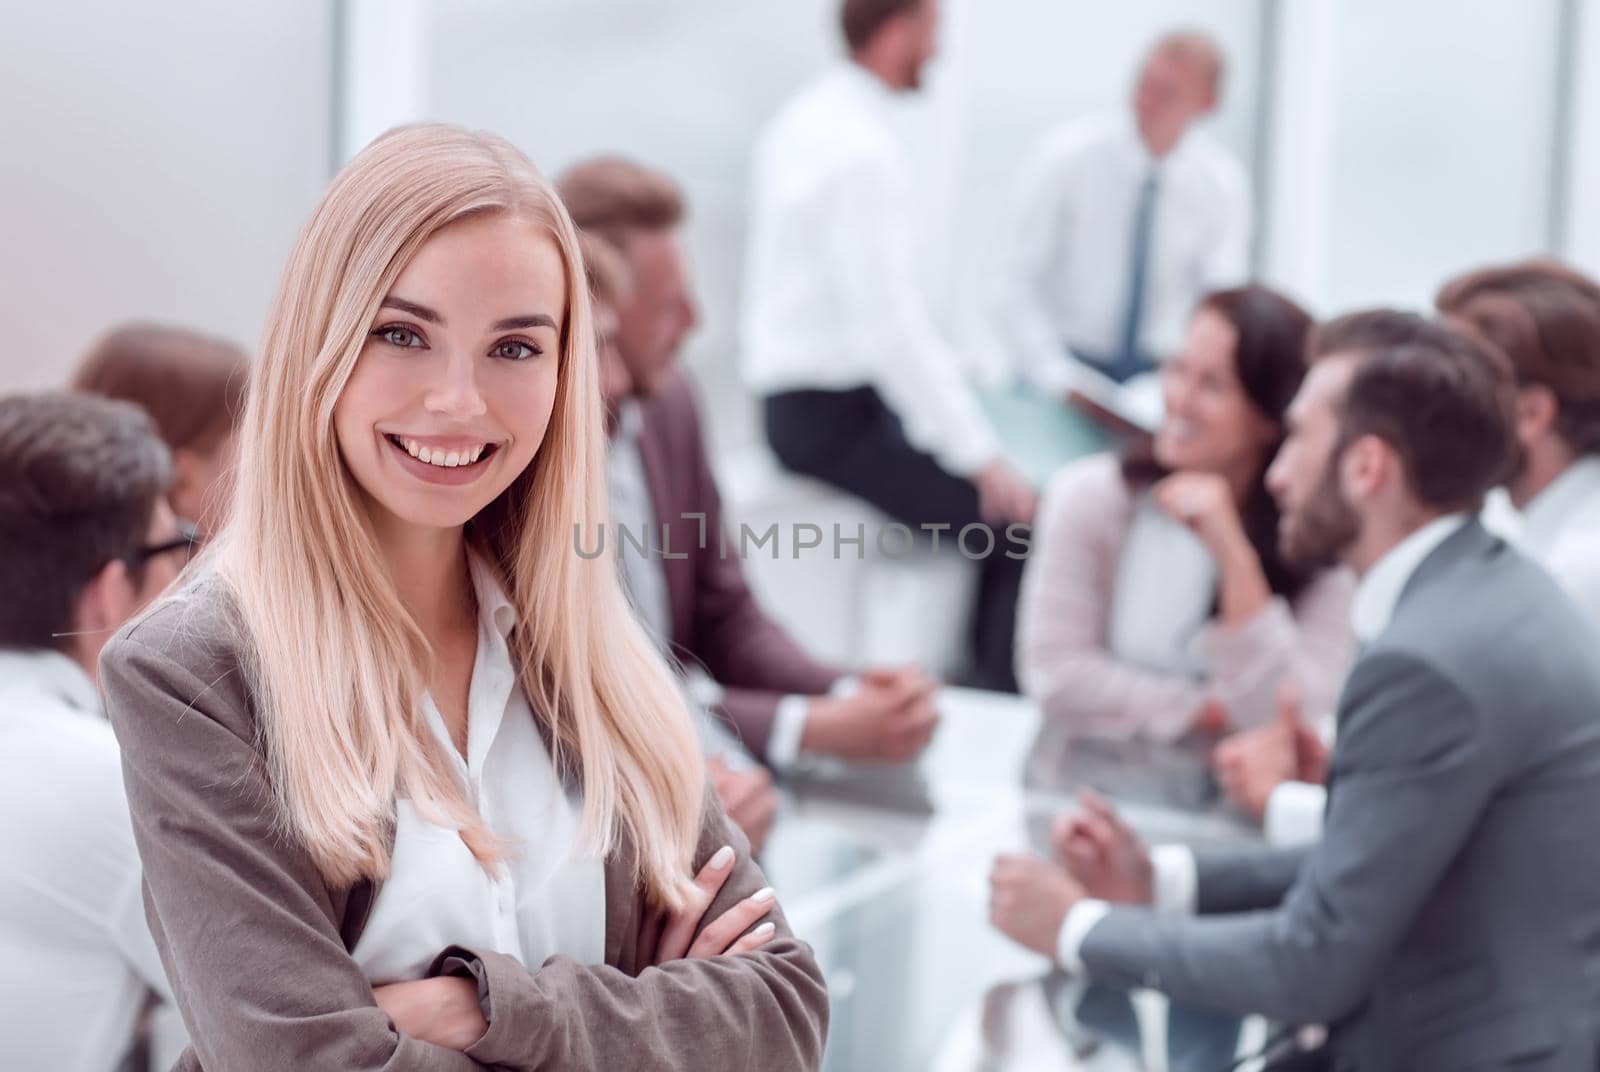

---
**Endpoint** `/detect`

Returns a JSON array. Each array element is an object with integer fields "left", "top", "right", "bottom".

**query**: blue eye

[
  {"left": 492, "top": 340, "right": 542, "bottom": 361},
  {"left": 374, "top": 325, "right": 425, "bottom": 348}
]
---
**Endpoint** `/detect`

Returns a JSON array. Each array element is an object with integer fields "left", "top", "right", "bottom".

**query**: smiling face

[
  {"left": 332, "top": 211, "right": 565, "bottom": 539},
  {"left": 1154, "top": 306, "right": 1278, "bottom": 475}
]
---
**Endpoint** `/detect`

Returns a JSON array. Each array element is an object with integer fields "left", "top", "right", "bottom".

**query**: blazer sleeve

[
  {"left": 1079, "top": 652, "right": 1501, "bottom": 1024},
  {"left": 430, "top": 790, "right": 829, "bottom": 1070},
  {"left": 100, "top": 630, "right": 483, "bottom": 1072},
  {"left": 1192, "top": 845, "right": 1309, "bottom": 915},
  {"left": 1197, "top": 568, "right": 1358, "bottom": 729},
  {"left": 668, "top": 375, "right": 843, "bottom": 712},
  {"left": 1016, "top": 457, "right": 1212, "bottom": 742}
]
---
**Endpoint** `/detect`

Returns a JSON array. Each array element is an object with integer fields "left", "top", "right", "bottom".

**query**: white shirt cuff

[
  {"left": 1264, "top": 781, "right": 1328, "bottom": 847},
  {"left": 1056, "top": 899, "right": 1110, "bottom": 973},
  {"left": 765, "top": 695, "right": 810, "bottom": 773},
  {"left": 1150, "top": 844, "right": 1198, "bottom": 915},
  {"left": 767, "top": 675, "right": 859, "bottom": 773}
]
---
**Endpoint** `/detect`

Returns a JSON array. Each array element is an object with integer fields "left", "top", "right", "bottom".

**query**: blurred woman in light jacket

[{"left": 1017, "top": 285, "right": 1355, "bottom": 767}]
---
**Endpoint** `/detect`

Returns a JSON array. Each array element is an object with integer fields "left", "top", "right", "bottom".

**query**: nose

[
  {"left": 424, "top": 350, "right": 487, "bottom": 420},
  {"left": 1265, "top": 451, "right": 1288, "bottom": 502},
  {"left": 1161, "top": 368, "right": 1190, "bottom": 419}
]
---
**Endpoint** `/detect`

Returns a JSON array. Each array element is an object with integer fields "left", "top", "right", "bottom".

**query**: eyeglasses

[{"left": 122, "top": 520, "right": 200, "bottom": 572}]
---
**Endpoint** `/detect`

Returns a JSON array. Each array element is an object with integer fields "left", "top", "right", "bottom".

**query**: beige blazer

[
  {"left": 99, "top": 573, "right": 827, "bottom": 1071},
  {"left": 1017, "top": 453, "right": 1356, "bottom": 744}
]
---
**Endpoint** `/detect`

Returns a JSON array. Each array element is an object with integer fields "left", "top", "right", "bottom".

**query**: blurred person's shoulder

[
  {"left": 100, "top": 567, "right": 253, "bottom": 728},
  {"left": 1041, "top": 452, "right": 1134, "bottom": 522},
  {"left": 1175, "top": 126, "right": 1250, "bottom": 201},
  {"left": 757, "top": 66, "right": 896, "bottom": 176}
]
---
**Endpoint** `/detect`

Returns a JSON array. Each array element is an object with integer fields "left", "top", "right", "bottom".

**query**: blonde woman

[{"left": 99, "top": 124, "right": 827, "bottom": 1070}]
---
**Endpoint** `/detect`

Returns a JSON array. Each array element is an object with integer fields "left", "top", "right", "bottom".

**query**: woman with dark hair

[{"left": 1016, "top": 285, "right": 1355, "bottom": 753}]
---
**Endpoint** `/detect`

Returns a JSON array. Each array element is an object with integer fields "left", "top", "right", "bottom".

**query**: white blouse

[
  {"left": 1106, "top": 496, "right": 1218, "bottom": 680},
  {"left": 351, "top": 554, "right": 606, "bottom": 984}
]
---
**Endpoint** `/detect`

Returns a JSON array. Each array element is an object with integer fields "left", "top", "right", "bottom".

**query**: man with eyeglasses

[{"left": 0, "top": 392, "right": 193, "bottom": 1070}]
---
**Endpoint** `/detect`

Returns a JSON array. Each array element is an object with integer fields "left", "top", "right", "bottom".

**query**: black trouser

[{"left": 763, "top": 386, "right": 1024, "bottom": 693}]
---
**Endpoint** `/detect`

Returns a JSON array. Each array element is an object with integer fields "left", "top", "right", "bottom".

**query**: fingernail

[
  {"left": 709, "top": 846, "right": 734, "bottom": 871},
  {"left": 750, "top": 886, "right": 776, "bottom": 903},
  {"left": 750, "top": 922, "right": 776, "bottom": 938}
]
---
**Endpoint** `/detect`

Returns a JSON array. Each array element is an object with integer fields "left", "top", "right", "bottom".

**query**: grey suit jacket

[{"left": 1082, "top": 521, "right": 1600, "bottom": 1071}]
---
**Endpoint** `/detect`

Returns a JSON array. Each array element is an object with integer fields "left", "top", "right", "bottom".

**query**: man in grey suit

[{"left": 989, "top": 312, "right": 1600, "bottom": 1070}]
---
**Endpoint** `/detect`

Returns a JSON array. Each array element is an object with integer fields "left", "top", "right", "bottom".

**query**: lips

[
  {"left": 382, "top": 433, "right": 503, "bottom": 486},
  {"left": 385, "top": 434, "right": 497, "bottom": 469}
]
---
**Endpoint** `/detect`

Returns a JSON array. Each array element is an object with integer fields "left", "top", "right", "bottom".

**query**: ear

[
  {"left": 72, "top": 558, "right": 135, "bottom": 647},
  {"left": 1515, "top": 384, "right": 1558, "bottom": 445},
  {"left": 1339, "top": 434, "right": 1392, "bottom": 502}
]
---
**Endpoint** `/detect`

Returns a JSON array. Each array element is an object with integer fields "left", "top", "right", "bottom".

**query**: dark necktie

[{"left": 1115, "top": 167, "right": 1160, "bottom": 371}]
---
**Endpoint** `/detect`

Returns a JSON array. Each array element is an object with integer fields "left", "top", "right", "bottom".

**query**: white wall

[
  {"left": 4, "top": 0, "right": 1596, "bottom": 409},
  {"left": 0, "top": 0, "right": 333, "bottom": 391}
]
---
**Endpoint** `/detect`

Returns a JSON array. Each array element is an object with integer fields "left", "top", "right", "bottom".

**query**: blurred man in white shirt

[
  {"left": 0, "top": 393, "right": 191, "bottom": 1071},
  {"left": 995, "top": 32, "right": 1251, "bottom": 397},
  {"left": 743, "top": 0, "right": 1034, "bottom": 692}
]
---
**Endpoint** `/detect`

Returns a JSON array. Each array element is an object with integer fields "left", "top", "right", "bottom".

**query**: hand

[
  {"left": 1151, "top": 471, "right": 1248, "bottom": 560},
  {"left": 988, "top": 852, "right": 1086, "bottom": 959},
  {"left": 1192, "top": 696, "right": 1231, "bottom": 737},
  {"left": 801, "top": 666, "right": 940, "bottom": 763},
  {"left": 708, "top": 757, "right": 778, "bottom": 857},
  {"left": 653, "top": 844, "right": 780, "bottom": 964},
  {"left": 974, "top": 460, "right": 1037, "bottom": 527},
  {"left": 1048, "top": 789, "right": 1153, "bottom": 905},
  {"left": 372, "top": 976, "right": 487, "bottom": 1052},
  {"left": 1287, "top": 686, "right": 1332, "bottom": 786},
  {"left": 1213, "top": 682, "right": 1324, "bottom": 822}
]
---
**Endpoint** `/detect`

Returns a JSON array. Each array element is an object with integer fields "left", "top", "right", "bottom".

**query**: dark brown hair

[
  {"left": 73, "top": 323, "right": 248, "bottom": 454},
  {"left": 841, "top": 0, "right": 926, "bottom": 52},
  {"left": 0, "top": 393, "right": 171, "bottom": 651},
  {"left": 1126, "top": 285, "right": 1315, "bottom": 597},
  {"left": 557, "top": 158, "right": 685, "bottom": 252},
  {"left": 1336, "top": 327, "right": 1517, "bottom": 513},
  {"left": 1308, "top": 308, "right": 1438, "bottom": 361},
  {"left": 1435, "top": 259, "right": 1600, "bottom": 455}
]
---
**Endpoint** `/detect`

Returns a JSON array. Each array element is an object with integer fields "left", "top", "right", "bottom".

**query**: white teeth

[{"left": 393, "top": 436, "right": 490, "bottom": 468}]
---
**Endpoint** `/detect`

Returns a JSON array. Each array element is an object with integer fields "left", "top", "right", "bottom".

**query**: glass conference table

[{"left": 760, "top": 688, "right": 1263, "bottom": 1072}]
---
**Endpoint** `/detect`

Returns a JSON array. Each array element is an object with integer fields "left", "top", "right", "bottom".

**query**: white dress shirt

[
  {"left": 1056, "top": 515, "right": 1470, "bottom": 968},
  {"left": 742, "top": 61, "right": 1002, "bottom": 477},
  {"left": 0, "top": 647, "right": 181, "bottom": 1072},
  {"left": 1517, "top": 455, "right": 1600, "bottom": 627},
  {"left": 1107, "top": 497, "right": 1218, "bottom": 679},
  {"left": 350, "top": 554, "right": 605, "bottom": 984},
  {"left": 995, "top": 115, "right": 1251, "bottom": 396},
  {"left": 606, "top": 406, "right": 819, "bottom": 772}
]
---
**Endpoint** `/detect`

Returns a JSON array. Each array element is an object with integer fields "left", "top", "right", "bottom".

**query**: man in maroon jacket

[{"left": 561, "top": 160, "right": 940, "bottom": 850}]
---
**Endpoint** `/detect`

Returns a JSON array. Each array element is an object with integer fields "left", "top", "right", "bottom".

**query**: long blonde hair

[{"left": 213, "top": 123, "right": 705, "bottom": 908}]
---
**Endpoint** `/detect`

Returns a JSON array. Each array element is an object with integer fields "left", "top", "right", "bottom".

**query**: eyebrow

[
  {"left": 379, "top": 296, "right": 556, "bottom": 333},
  {"left": 380, "top": 296, "right": 443, "bottom": 324},
  {"left": 491, "top": 314, "right": 558, "bottom": 332}
]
